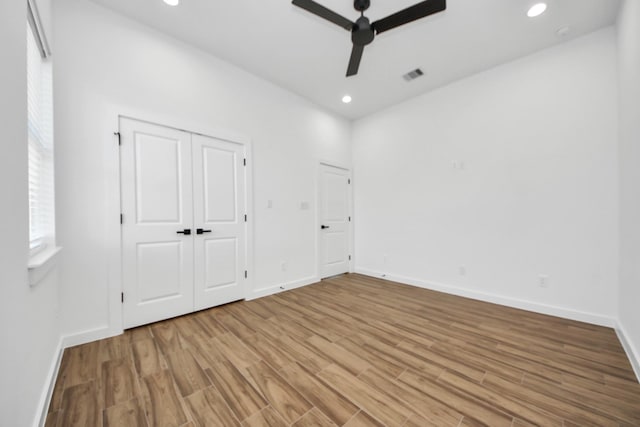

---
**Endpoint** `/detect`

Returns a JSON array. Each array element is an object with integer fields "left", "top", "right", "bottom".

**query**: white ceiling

[{"left": 88, "top": 0, "right": 620, "bottom": 120}]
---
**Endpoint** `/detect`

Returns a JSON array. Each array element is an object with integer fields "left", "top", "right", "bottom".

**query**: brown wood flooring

[{"left": 46, "top": 273, "right": 640, "bottom": 426}]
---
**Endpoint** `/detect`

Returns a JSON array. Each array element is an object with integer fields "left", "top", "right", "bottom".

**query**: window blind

[{"left": 27, "top": 18, "right": 54, "bottom": 251}]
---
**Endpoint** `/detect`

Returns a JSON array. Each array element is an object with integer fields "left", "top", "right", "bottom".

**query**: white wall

[
  {"left": 617, "top": 0, "right": 640, "bottom": 374},
  {"left": 0, "top": 0, "right": 61, "bottom": 426},
  {"left": 53, "top": 0, "right": 351, "bottom": 339},
  {"left": 353, "top": 28, "right": 619, "bottom": 325}
]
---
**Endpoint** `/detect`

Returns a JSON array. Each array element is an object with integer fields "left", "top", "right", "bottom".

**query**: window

[{"left": 27, "top": 1, "right": 54, "bottom": 254}]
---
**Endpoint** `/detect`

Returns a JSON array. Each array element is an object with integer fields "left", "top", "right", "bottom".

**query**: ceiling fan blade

[
  {"left": 292, "top": 0, "right": 354, "bottom": 31},
  {"left": 346, "top": 44, "right": 364, "bottom": 77},
  {"left": 372, "top": 0, "right": 446, "bottom": 35}
]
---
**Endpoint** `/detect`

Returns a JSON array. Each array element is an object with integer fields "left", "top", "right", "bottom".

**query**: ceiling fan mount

[
  {"left": 292, "top": 0, "right": 446, "bottom": 77},
  {"left": 353, "top": 0, "right": 371, "bottom": 13}
]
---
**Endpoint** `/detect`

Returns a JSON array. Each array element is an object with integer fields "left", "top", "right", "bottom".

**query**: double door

[{"left": 120, "top": 118, "right": 246, "bottom": 328}]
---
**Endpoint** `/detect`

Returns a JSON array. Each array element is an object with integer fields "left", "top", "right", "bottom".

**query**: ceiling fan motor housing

[{"left": 352, "top": 16, "right": 375, "bottom": 45}]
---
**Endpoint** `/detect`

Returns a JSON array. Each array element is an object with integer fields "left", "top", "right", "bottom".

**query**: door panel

[
  {"left": 121, "top": 118, "right": 194, "bottom": 329},
  {"left": 204, "top": 238, "right": 237, "bottom": 289},
  {"left": 136, "top": 242, "right": 183, "bottom": 302},
  {"left": 193, "top": 134, "right": 246, "bottom": 310},
  {"left": 203, "top": 147, "right": 237, "bottom": 222},
  {"left": 135, "top": 135, "right": 183, "bottom": 223},
  {"left": 319, "top": 164, "right": 351, "bottom": 278}
]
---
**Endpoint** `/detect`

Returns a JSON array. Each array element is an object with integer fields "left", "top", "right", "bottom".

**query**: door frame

[
  {"left": 105, "top": 106, "right": 253, "bottom": 335},
  {"left": 316, "top": 161, "right": 354, "bottom": 279}
]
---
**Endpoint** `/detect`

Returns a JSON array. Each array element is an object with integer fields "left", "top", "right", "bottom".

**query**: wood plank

[
  {"left": 57, "top": 381, "right": 101, "bottom": 427},
  {"left": 184, "top": 387, "right": 241, "bottom": 427},
  {"left": 437, "top": 370, "right": 563, "bottom": 426},
  {"left": 398, "top": 369, "right": 513, "bottom": 427},
  {"left": 139, "top": 370, "right": 188, "bottom": 427},
  {"left": 318, "top": 364, "right": 410, "bottom": 427},
  {"left": 204, "top": 362, "right": 267, "bottom": 421},
  {"left": 279, "top": 362, "right": 358, "bottom": 426},
  {"left": 213, "top": 332, "right": 261, "bottom": 371},
  {"left": 103, "top": 397, "right": 148, "bottom": 427},
  {"left": 246, "top": 360, "right": 313, "bottom": 424},
  {"left": 343, "top": 411, "right": 385, "bottom": 427},
  {"left": 163, "top": 349, "right": 210, "bottom": 397},
  {"left": 131, "top": 338, "right": 164, "bottom": 377},
  {"left": 241, "top": 406, "right": 288, "bottom": 427},
  {"left": 64, "top": 341, "right": 100, "bottom": 388},
  {"left": 482, "top": 373, "right": 619, "bottom": 426},
  {"left": 102, "top": 358, "right": 139, "bottom": 408},
  {"left": 150, "top": 321, "right": 184, "bottom": 356},
  {"left": 291, "top": 407, "right": 338, "bottom": 427},
  {"left": 357, "top": 367, "right": 462, "bottom": 426},
  {"left": 305, "top": 335, "right": 372, "bottom": 375}
]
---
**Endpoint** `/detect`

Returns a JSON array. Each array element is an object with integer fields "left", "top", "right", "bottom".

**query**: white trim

[
  {"left": 28, "top": 246, "right": 62, "bottom": 286},
  {"left": 355, "top": 268, "right": 616, "bottom": 327},
  {"left": 616, "top": 322, "right": 640, "bottom": 382},
  {"left": 246, "top": 275, "right": 319, "bottom": 301},
  {"left": 61, "top": 325, "right": 115, "bottom": 349},
  {"left": 33, "top": 338, "right": 63, "bottom": 427}
]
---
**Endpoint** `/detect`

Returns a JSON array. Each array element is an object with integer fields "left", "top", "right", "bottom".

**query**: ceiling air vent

[{"left": 403, "top": 68, "right": 424, "bottom": 82}]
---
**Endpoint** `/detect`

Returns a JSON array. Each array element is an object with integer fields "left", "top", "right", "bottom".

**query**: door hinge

[
  {"left": 243, "top": 158, "right": 246, "bottom": 166},
  {"left": 349, "top": 255, "right": 352, "bottom": 261},
  {"left": 121, "top": 292, "right": 124, "bottom": 303},
  {"left": 114, "top": 131, "right": 121, "bottom": 146},
  {"left": 244, "top": 214, "right": 247, "bottom": 222},
  {"left": 120, "top": 214, "right": 123, "bottom": 224},
  {"left": 348, "top": 178, "right": 351, "bottom": 184},
  {"left": 348, "top": 216, "right": 351, "bottom": 222},
  {"left": 244, "top": 270, "right": 248, "bottom": 279}
]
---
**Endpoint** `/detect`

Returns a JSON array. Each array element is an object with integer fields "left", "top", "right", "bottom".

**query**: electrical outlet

[
  {"left": 459, "top": 266, "right": 466, "bottom": 276},
  {"left": 383, "top": 255, "right": 388, "bottom": 265},
  {"left": 538, "top": 274, "right": 549, "bottom": 288},
  {"left": 281, "top": 262, "right": 288, "bottom": 272}
]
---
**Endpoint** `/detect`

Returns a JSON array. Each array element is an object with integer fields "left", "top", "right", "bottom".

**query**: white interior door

[
  {"left": 192, "top": 134, "right": 246, "bottom": 310},
  {"left": 120, "top": 118, "right": 194, "bottom": 329},
  {"left": 319, "top": 164, "right": 351, "bottom": 278}
]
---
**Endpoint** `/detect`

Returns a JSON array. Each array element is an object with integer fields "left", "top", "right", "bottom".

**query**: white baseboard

[
  {"left": 355, "top": 268, "right": 616, "bottom": 328},
  {"left": 247, "top": 275, "right": 319, "bottom": 301},
  {"left": 616, "top": 322, "right": 640, "bottom": 383},
  {"left": 33, "top": 337, "right": 64, "bottom": 427},
  {"left": 61, "top": 325, "right": 116, "bottom": 348}
]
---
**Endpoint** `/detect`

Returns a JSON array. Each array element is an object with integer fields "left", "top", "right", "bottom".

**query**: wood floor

[{"left": 46, "top": 273, "right": 640, "bottom": 427}]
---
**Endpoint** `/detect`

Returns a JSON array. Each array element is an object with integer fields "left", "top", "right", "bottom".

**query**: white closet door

[
  {"left": 319, "top": 164, "right": 351, "bottom": 278},
  {"left": 192, "top": 134, "right": 246, "bottom": 310},
  {"left": 121, "top": 118, "right": 194, "bottom": 329}
]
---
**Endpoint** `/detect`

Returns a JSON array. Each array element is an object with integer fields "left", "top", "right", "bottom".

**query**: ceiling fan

[{"left": 292, "top": 0, "right": 447, "bottom": 77}]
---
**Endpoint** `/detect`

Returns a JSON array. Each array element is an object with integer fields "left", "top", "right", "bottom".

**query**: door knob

[
  {"left": 196, "top": 228, "right": 212, "bottom": 235},
  {"left": 176, "top": 229, "right": 191, "bottom": 235},
  {"left": 321, "top": 225, "right": 330, "bottom": 229}
]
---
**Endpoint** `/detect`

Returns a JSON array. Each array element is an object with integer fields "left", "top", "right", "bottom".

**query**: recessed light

[
  {"left": 164, "top": 0, "right": 179, "bottom": 6},
  {"left": 342, "top": 95, "right": 352, "bottom": 104},
  {"left": 527, "top": 3, "right": 547, "bottom": 18}
]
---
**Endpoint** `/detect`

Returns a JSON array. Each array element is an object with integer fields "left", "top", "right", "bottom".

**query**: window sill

[{"left": 28, "top": 246, "right": 62, "bottom": 287}]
